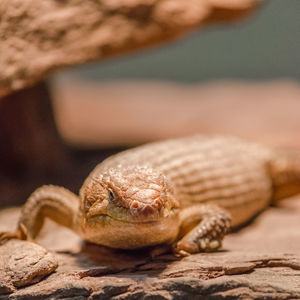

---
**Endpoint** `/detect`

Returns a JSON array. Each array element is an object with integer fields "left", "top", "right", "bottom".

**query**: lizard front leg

[
  {"left": 174, "top": 204, "right": 231, "bottom": 256},
  {"left": 0, "top": 185, "right": 79, "bottom": 244}
]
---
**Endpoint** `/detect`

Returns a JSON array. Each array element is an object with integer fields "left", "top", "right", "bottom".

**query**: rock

[
  {"left": 0, "top": 0, "right": 262, "bottom": 98},
  {"left": 0, "top": 240, "right": 58, "bottom": 295},
  {"left": 0, "top": 258, "right": 14, "bottom": 295},
  {"left": 0, "top": 196, "right": 300, "bottom": 298}
]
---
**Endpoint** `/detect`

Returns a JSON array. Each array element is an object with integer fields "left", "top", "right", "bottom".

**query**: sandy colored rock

[
  {"left": 0, "top": 239, "right": 58, "bottom": 295},
  {"left": 0, "top": 258, "right": 14, "bottom": 295},
  {"left": 0, "top": 0, "right": 262, "bottom": 98},
  {"left": 0, "top": 196, "right": 300, "bottom": 298}
]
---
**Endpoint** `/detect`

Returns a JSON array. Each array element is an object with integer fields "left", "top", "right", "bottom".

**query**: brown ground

[{"left": 1, "top": 196, "right": 300, "bottom": 299}]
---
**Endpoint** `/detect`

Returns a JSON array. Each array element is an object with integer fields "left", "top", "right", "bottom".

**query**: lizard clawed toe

[{"left": 175, "top": 207, "right": 232, "bottom": 255}]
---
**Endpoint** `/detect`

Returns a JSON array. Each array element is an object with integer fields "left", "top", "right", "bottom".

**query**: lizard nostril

[
  {"left": 132, "top": 201, "right": 139, "bottom": 208},
  {"left": 154, "top": 199, "right": 162, "bottom": 208}
]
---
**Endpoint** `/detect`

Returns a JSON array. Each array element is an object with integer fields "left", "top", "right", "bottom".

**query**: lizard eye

[{"left": 108, "top": 188, "right": 118, "bottom": 202}]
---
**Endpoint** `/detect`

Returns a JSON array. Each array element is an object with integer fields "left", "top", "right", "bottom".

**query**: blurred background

[
  {"left": 58, "top": 0, "right": 299, "bottom": 83},
  {"left": 1, "top": 0, "right": 299, "bottom": 206},
  {"left": 51, "top": 0, "right": 300, "bottom": 146}
]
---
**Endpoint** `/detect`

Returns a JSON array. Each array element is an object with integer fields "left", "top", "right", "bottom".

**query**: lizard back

[{"left": 87, "top": 135, "right": 274, "bottom": 227}]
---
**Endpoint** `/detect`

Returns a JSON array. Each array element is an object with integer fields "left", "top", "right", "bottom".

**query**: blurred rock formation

[{"left": 0, "top": 0, "right": 262, "bottom": 97}]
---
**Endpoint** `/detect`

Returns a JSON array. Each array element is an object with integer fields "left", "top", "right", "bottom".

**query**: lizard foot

[
  {"left": 0, "top": 224, "right": 28, "bottom": 245},
  {"left": 174, "top": 207, "right": 231, "bottom": 255}
]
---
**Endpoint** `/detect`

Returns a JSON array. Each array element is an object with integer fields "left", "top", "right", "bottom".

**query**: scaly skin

[{"left": 1, "top": 135, "right": 300, "bottom": 255}]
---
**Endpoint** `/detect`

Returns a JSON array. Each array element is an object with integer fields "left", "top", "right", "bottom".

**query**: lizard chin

[
  {"left": 80, "top": 209, "right": 180, "bottom": 249},
  {"left": 89, "top": 206, "right": 178, "bottom": 224}
]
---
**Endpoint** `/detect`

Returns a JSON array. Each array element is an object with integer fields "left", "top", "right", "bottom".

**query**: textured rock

[
  {"left": 0, "top": 0, "right": 262, "bottom": 98},
  {"left": 0, "top": 196, "right": 300, "bottom": 299},
  {"left": 0, "top": 239, "right": 58, "bottom": 295}
]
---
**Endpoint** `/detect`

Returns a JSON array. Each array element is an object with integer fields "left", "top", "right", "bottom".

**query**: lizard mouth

[{"left": 89, "top": 207, "right": 178, "bottom": 224}]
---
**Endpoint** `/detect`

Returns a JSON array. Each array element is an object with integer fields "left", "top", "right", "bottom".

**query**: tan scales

[{"left": 1, "top": 135, "right": 300, "bottom": 255}]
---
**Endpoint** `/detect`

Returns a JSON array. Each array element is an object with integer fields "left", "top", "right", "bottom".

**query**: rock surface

[
  {"left": 0, "top": 239, "right": 58, "bottom": 295},
  {"left": 0, "top": 0, "right": 262, "bottom": 98},
  {"left": 0, "top": 196, "right": 300, "bottom": 299}
]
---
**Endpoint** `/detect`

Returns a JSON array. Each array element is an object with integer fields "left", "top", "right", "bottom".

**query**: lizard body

[{"left": 1, "top": 135, "right": 300, "bottom": 255}]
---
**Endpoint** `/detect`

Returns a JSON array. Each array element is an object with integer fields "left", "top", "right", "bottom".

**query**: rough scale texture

[
  {"left": 0, "top": 0, "right": 262, "bottom": 98},
  {"left": 88, "top": 135, "right": 272, "bottom": 228}
]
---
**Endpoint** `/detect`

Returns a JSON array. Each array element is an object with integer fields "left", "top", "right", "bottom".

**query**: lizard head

[{"left": 79, "top": 166, "right": 180, "bottom": 249}]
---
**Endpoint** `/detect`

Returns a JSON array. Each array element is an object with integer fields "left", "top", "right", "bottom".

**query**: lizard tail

[{"left": 270, "top": 149, "right": 300, "bottom": 202}]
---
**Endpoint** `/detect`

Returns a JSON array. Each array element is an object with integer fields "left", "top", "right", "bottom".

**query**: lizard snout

[{"left": 129, "top": 197, "right": 165, "bottom": 221}]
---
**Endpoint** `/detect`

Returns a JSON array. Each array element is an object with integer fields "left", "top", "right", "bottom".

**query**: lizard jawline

[{"left": 89, "top": 208, "right": 178, "bottom": 224}]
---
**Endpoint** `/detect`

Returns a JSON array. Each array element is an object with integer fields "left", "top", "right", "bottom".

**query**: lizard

[{"left": 1, "top": 135, "right": 300, "bottom": 256}]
